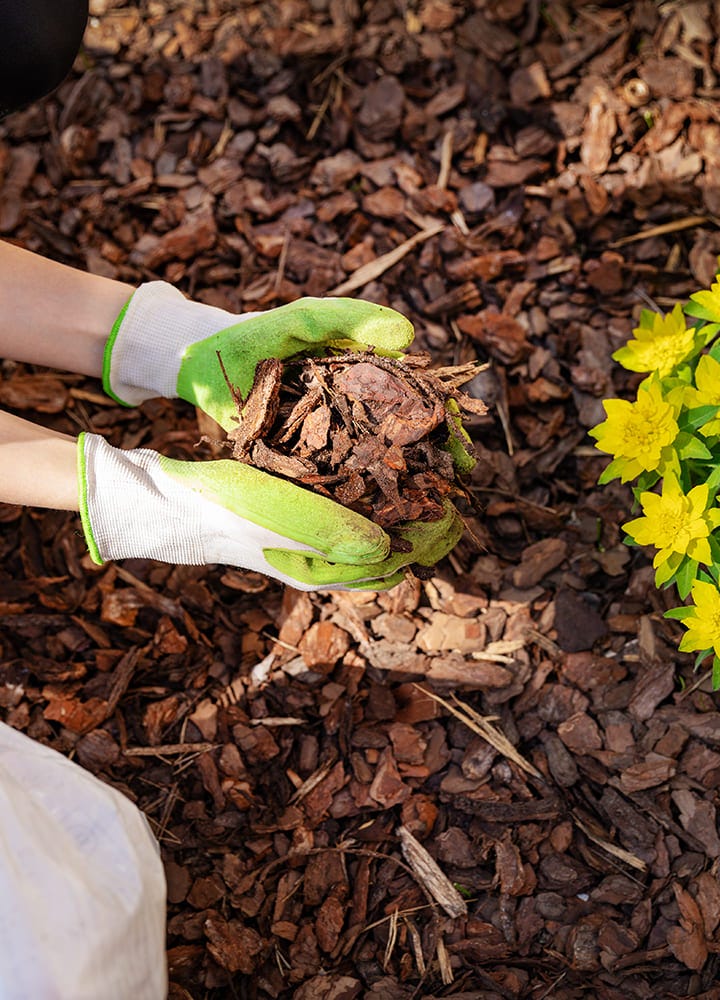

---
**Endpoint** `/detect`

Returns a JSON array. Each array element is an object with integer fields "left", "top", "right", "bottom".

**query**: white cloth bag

[{"left": 0, "top": 722, "right": 167, "bottom": 999}]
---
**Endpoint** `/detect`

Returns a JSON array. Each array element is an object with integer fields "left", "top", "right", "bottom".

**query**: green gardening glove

[
  {"left": 78, "top": 433, "right": 462, "bottom": 591},
  {"left": 98, "top": 283, "right": 465, "bottom": 590},
  {"left": 265, "top": 498, "right": 464, "bottom": 590},
  {"left": 103, "top": 283, "right": 414, "bottom": 429}
]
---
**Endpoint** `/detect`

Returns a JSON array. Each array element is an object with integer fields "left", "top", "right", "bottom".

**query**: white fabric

[
  {"left": 84, "top": 433, "right": 205, "bottom": 564},
  {"left": 0, "top": 722, "right": 167, "bottom": 1000},
  {"left": 107, "top": 281, "right": 261, "bottom": 405},
  {"left": 82, "top": 434, "right": 328, "bottom": 589}
]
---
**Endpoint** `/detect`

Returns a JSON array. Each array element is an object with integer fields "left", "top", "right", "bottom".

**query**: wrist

[
  {"left": 0, "top": 241, "right": 132, "bottom": 378},
  {"left": 0, "top": 411, "right": 78, "bottom": 510}
]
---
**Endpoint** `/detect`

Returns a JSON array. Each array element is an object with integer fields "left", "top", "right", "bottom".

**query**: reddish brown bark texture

[{"left": 2, "top": 2, "right": 720, "bottom": 997}]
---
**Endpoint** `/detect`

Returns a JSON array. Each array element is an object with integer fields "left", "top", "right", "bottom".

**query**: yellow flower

[
  {"left": 680, "top": 354, "right": 720, "bottom": 436},
  {"left": 613, "top": 303, "right": 696, "bottom": 377},
  {"left": 689, "top": 280, "right": 720, "bottom": 322},
  {"left": 679, "top": 579, "right": 720, "bottom": 657},
  {"left": 624, "top": 473, "right": 720, "bottom": 569},
  {"left": 589, "top": 377, "right": 679, "bottom": 482}
]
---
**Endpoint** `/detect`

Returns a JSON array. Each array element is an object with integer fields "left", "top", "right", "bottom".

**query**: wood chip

[{"left": 397, "top": 824, "right": 468, "bottom": 919}]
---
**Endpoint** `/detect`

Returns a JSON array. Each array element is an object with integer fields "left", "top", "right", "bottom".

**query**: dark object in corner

[{"left": 0, "top": 0, "right": 89, "bottom": 117}]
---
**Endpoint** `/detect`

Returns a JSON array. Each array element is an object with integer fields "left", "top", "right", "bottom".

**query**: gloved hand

[
  {"left": 103, "top": 282, "right": 414, "bottom": 429},
  {"left": 78, "top": 433, "right": 463, "bottom": 590}
]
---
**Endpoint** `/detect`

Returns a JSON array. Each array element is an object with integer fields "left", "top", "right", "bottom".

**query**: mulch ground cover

[{"left": 2, "top": 1, "right": 720, "bottom": 997}]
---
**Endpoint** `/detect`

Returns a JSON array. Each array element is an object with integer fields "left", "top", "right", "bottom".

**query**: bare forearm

[
  {"left": 0, "top": 242, "right": 133, "bottom": 376},
  {"left": 0, "top": 410, "right": 78, "bottom": 509}
]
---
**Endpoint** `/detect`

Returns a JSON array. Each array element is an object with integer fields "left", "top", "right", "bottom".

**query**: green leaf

[
  {"left": 708, "top": 335, "right": 720, "bottom": 363},
  {"left": 689, "top": 320, "right": 720, "bottom": 352},
  {"left": 453, "top": 882, "right": 473, "bottom": 899},
  {"left": 686, "top": 300, "right": 720, "bottom": 322},
  {"left": 598, "top": 457, "right": 626, "bottom": 485},
  {"left": 655, "top": 564, "right": 676, "bottom": 588},
  {"left": 635, "top": 469, "right": 661, "bottom": 492},
  {"left": 679, "top": 405, "right": 720, "bottom": 432},
  {"left": 654, "top": 550, "right": 682, "bottom": 588},
  {"left": 637, "top": 307, "right": 658, "bottom": 328},
  {"left": 676, "top": 432, "right": 713, "bottom": 461},
  {"left": 676, "top": 557, "right": 699, "bottom": 600},
  {"left": 709, "top": 535, "right": 720, "bottom": 570},
  {"left": 655, "top": 564, "right": 675, "bottom": 589},
  {"left": 713, "top": 656, "right": 720, "bottom": 690},
  {"left": 705, "top": 465, "right": 720, "bottom": 500},
  {"left": 695, "top": 648, "right": 712, "bottom": 671},
  {"left": 665, "top": 605, "right": 695, "bottom": 621},
  {"left": 630, "top": 484, "right": 645, "bottom": 507},
  {"left": 443, "top": 399, "right": 477, "bottom": 474}
]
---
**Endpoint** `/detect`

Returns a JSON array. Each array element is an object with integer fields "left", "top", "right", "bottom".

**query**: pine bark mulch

[{"left": 2, "top": 2, "right": 720, "bottom": 997}]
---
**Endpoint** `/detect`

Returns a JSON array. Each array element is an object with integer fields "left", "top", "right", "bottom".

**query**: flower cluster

[{"left": 590, "top": 281, "right": 720, "bottom": 686}]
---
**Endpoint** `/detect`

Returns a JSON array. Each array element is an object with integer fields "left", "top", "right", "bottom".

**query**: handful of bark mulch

[{"left": 217, "top": 349, "right": 487, "bottom": 539}]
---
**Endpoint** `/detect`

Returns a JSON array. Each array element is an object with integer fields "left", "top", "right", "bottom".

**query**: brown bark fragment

[
  {"left": 557, "top": 712, "right": 603, "bottom": 753},
  {"left": 204, "top": 916, "right": 265, "bottom": 974},
  {"left": 7, "top": 6, "right": 720, "bottom": 997}
]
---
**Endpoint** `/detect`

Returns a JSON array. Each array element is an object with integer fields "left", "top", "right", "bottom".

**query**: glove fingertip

[
  {"left": 354, "top": 523, "right": 392, "bottom": 564},
  {"left": 346, "top": 569, "right": 408, "bottom": 592},
  {"left": 374, "top": 309, "right": 414, "bottom": 351},
  {"left": 320, "top": 513, "right": 390, "bottom": 566}
]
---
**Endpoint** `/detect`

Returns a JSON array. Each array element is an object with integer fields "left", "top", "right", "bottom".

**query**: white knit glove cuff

[
  {"left": 104, "top": 281, "right": 259, "bottom": 406},
  {"left": 79, "top": 432, "right": 206, "bottom": 564},
  {"left": 78, "top": 434, "right": 329, "bottom": 584}
]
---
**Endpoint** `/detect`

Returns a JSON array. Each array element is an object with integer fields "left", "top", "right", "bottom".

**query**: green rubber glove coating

[
  {"left": 176, "top": 297, "right": 415, "bottom": 429},
  {"left": 158, "top": 455, "right": 390, "bottom": 565},
  {"left": 263, "top": 499, "right": 464, "bottom": 588},
  {"left": 444, "top": 398, "right": 477, "bottom": 474}
]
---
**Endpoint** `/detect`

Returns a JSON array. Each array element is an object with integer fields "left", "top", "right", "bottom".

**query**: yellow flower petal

[
  {"left": 688, "top": 537, "right": 713, "bottom": 566},
  {"left": 622, "top": 472, "right": 718, "bottom": 568},
  {"left": 612, "top": 303, "right": 696, "bottom": 377},
  {"left": 679, "top": 580, "right": 720, "bottom": 658},
  {"left": 590, "top": 378, "right": 678, "bottom": 476},
  {"left": 690, "top": 282, "right": 720, "bottom": 322}
]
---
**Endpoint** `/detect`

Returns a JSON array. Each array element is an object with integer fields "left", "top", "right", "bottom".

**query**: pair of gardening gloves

[{"left": 82, "top": 283, "right": 465, "bottom": 590}]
